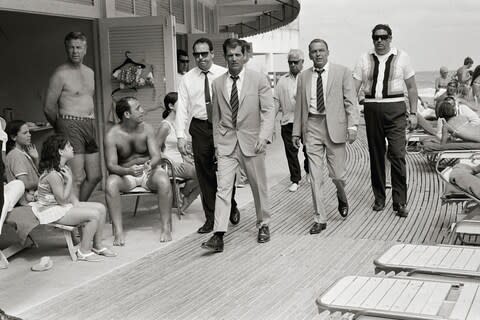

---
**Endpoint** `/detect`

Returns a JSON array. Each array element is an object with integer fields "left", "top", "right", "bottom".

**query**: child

[{"left": 33, "top": 134, "right": 116, "bottom": 261}]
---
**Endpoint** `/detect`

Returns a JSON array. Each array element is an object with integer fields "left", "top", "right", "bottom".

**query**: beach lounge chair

[
  {"left": 316, "top": 274, "right": 480, "bottom": 320},
  {"left": 406, "top": 130, "right": 434, "bottom": 154}
]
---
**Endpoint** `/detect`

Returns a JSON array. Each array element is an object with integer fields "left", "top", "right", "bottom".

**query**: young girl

[{"left": 34, "top": 134, "right": 116, "bottom": 261}]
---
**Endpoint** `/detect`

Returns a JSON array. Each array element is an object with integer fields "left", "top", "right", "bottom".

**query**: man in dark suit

[
  {"left": 293, "top": 39, "right": 359, "bottom": 234},
  {"left": 201, "top": 38, "right": 275, "bottom": 252}
]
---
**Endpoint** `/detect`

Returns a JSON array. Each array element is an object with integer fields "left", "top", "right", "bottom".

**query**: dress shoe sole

[
  {"left": 197, "top": 228, "right": 213, "bottom": 234},
  {"left": 201, "top": 243, "right": 223, "bottom": 252},
  {"left": 257, "top": 237, "right": 270, "bottom": 243}
]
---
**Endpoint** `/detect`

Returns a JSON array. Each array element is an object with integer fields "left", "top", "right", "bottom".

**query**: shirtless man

[
  {"left": 457, "top": 57, "right": 474, "bottom": 85},
  {"left": 104, "top": 97, "right": 173, "bottom": 245},
  {"left": 435, "top": 66, "right": 449, "bottom": 94},
  {"left": 44, "top": 31, "right": 101, "bottom": 201}
]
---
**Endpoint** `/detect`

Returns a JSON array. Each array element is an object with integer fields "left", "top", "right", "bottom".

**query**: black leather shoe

[
  {"left": 229, "top": 207, "right": 240, "bottom": 225},
  {"left": 372, "top": 200, "right": 385, "bottom": 211},
  {"left": 201, "top": 234, "right": 224, "bottom": 252},
  {"left": 338, "top": 200, "right": 349, "bottom": 218},
  {"left": 309, "top": 222, "right": 326, "bottom": 234},
  {"left": 197, "top": 223, "right": 213, "bottom": 234},
  {"left": 394, "top": 204, "right": 409, "bottom": 218},
  {"left": 257, "top": 225, "right": 270, "bottom": 243}
]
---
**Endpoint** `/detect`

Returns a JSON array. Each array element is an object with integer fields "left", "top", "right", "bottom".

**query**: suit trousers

[
  {"left": 364, "top": 101, "right": 407, "bottom": 205},
  {"left": 305, "top": 115, "right": 347, "bottom": 223},
  {"left": 281, "top": 123, "right": 309, "bottom": 183},
  {"left": 214, "top": 143, "right": 271, "bottom": 232},
  {"left": 189, "top": 119, "right": 237, "bottom": 226}
]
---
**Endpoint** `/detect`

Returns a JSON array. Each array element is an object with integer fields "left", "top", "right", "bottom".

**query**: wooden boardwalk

[{"left": 20, "top": 128, "right": 474, "bottom": 320}]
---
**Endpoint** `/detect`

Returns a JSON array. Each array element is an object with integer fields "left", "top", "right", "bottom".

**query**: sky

[{"left": 298, "top": 0, "right": 480, "bottom": 71}]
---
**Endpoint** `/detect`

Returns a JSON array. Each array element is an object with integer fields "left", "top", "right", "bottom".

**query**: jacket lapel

[
  {"left": 220, "top": 73, "right": 230, "bottom": 106},
  {"left": 239, "top": 69, "right": 249, "bottom": 107},
  {"left": 305, "top": 68, "right": 313, "bottom": 104},
  {"left": 325, "top": 64, "right": 335, "bottom": 100}
]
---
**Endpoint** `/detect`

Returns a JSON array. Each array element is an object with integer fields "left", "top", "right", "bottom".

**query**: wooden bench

[{"left": 47, "top": 223, "right": 79, "bottom": 261}]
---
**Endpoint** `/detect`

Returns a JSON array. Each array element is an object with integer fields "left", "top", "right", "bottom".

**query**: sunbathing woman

[
  {"left": 157, "top": 92, "right": 200, "bottom": 212},
  {"left": 34, "top": 134, "right": 116, "bottom": 261},
  {"left": 436, "top": 99, "right": 480, "bottom": 144}
]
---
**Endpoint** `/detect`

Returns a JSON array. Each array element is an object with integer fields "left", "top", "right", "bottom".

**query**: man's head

[
  {"left": 223, "top": 38, "right": 246, "bottom": 76},
  {"left": 464, "top": 56, "right": 474, "bottom": 68},
  {"left": 64, "top": 31, "right": 87, "bottom": 65},
  {"left": 446, "top": 81, "right": 458, "bottom": 96},
  {"left": 440, "top": 66, "right": 449, "bottom": 78},
  {"left": 437, "top": 100, "right": 456, "bottom": 120},
  {"left": 192, "top": 38, "right": 214, "bottom": 72},
  {"left": 287, "top": 49, "right": 304, "bottom": 76},
  {"left": 371, "top": 24, "right": 392, "bottom": 55},
  {"left": 116, "top": 97, "right": 144, "bottom": 123},
  {"left": 308, "top": 39, "right": 329, "bottom": 69},
  {"left": 177, "top": 49, "right": 189, "bottom": 75}
]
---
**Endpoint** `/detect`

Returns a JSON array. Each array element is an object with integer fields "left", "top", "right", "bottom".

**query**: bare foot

[
  {"left": 113, "top": 233, "right": 125, "bottom": 246},
  {"left": 159, "top": 223, "right": 172, "bottom": 242}
]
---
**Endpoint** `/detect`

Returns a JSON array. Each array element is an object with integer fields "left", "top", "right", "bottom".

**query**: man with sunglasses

[
  {"left": 353, "top": 24, "right": 418, "bottom": 218},
  {"left": 176, "top": 38, "right": 240, "bottom": 234},
  {"left": 274, "top": 49, "right": 309, "bottom": 192},
  {"left": 175, "top": 49, "right": 190, "bottom": 90}
]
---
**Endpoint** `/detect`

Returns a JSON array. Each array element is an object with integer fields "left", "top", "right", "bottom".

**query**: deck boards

[{"left": 19, "top": 127, "right": 478, "bottom": 320}]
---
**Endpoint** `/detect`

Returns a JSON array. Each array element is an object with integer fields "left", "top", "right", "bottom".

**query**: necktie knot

[
  {"left": 202, "top": 71, "right": 209, "bottom": 76},
  {"left": 315, "top": 68, "right": 324, "bottom": 75},
  {"left": 231, "top": 75, "right": 239, "bottom": 82}
]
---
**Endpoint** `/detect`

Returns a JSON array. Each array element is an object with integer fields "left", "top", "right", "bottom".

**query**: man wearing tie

[
  {"left": 293, "top": 39, "right": 359, "bottom": 234},
  {"left": 176, "top": 38, "right": 240, "bottom": 234},
  {"left": 201, "top": 38, "right": 275, "bottom": 252}
]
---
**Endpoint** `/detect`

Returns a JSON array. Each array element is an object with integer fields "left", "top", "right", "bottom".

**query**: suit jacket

[
  {"left": 212, "top": 68, "right": 275, "bottom": 157},
  {"left": 293, "top": 64, "right": 359, "bottom": 144}
]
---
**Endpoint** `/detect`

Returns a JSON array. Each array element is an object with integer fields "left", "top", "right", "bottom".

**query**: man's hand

[
  {"left": 177, "top": 138, "right": 187, "bottom": 156},
  {"left": 292, "top": 136, "right": 301, "bottom": 149},
  {"left": 254, "top": 138, "right": 268, "bottom": 153},
  {"left": 130, "top": 164, "right": 144, "bottom": 177},
  {"left": 408, "top": 114, "right": 418, "bottom": 130},
  {"left": 347, "top": 128, "right": 357, "bottom": 144}
]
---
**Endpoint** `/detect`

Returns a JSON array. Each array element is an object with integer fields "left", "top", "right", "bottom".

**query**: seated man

[
  {"left": 105, "top": 97, "right": 173, "bottom": 245},
  {"left": 435, "top": 80, "right": 458, "bottom": 106}
]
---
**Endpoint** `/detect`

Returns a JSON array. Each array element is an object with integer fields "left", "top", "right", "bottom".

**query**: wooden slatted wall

[{"left": 172, "top": 0, "right": 185, "bottom": 25}]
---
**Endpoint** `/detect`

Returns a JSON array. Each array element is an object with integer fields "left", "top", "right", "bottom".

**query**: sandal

[
  {"left": 31, "top": 256, "right": 53, "bottom": 272},
  {"left": 92, "top": 247, "right": 117, "bottom": 257},
  {"left": 76, "top": 249, "right": 104, "bottom": 262}
]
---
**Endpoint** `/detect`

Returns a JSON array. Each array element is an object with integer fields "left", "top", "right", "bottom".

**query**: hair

[
  {"left": 163, "top": 92, "right": 178, "bottom": 119},
  {"left": 308, "top": 39, "right": 329, "bottom": 52},
  {"left": 64, "top": 31, "right": 87, "bottom": 46},
  {"left": 464, "top": 56, "right": 473, "bottom": 66},
  {"left": 192, "top": 38, "right": 213, "bottom": 52},
  {"left": 177, "top": 49, "right": 188, "bottom": 59},
  {"left": 471, "top": 65, "right": 480, "bottom": 86},
  {"left": 437, "top": 100, "right": 456, "bottom": 120},
  {"left": 115, "top": 96, "right": 136, "bottom": 121},
  {"left": 372, "top": 24, "right": 392, "bottom": 37},
  {"left": 222, "top": 38, "right": 245, "bottom": 56},
  {"left": 39, "top": 134, "right": 69, "bottom": 174},
  {"left": 5, "top": 120, "right": 27, "bottom": 154}
]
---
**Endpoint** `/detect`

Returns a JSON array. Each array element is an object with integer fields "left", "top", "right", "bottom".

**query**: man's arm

[
  {"left": 44, "top": 70, "right": 63, "bottom": 127},
  {"left": 405, "top": 76, "right": 418, "bottom": 129},
  {"left": 342, "top": 68, "right": 360, "bottom": 143},
  {"left": 145, "top": 124, "right": 162, "bottom": 168},
  {"left": 292, "top": 75, "right": 303, "bottom": 148},
  {"left": 175, "top": 76, "right": 190, "bottom": 155},
  {"left": 257, "top": 73, "right": 275, "bottom": 149},
  {"left": 211, "top": 83, "right": 220, "bottom": 150},
  {"left": 104, "top": 129, "right": 134, "bottom": 176}
]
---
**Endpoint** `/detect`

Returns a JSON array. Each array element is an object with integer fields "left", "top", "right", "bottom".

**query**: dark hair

[
  {"left": 193, "top": 38, "right": 213, "bottom": 52},
  {"left": 464, "top": 56, "right": 473, "bottom": 66},
  {"left": 471, "top": 65, "right": 480, "bottom": 85},
  {"left": 223, "top": 38, "right": 245, "bottom": 56},
  {"left": 39, "top": 134, "right": 69, "bottom": 174},
  {"left": 177, "top": 49, "right": 188, "bottom": 59},
  {"left": 5, "top": 120, "right": 27, "bottom": 154},
  {"left": 163, "top": 92, "right": 178, "bottom": 119},
  {"left": 437, "top": 100, "right": 456, "bottom": 120},
  {"left": 115, "top": 97, "right": 136, "bottom": 121},
  {"left": 372, "top": 24, "right": 392, "bottom": 37},
  {"left": 64, "top": 31, "right": 87, "bottom": 46},
  {"left": 308, "top": 39, "right": 329, "bottom": 51}
]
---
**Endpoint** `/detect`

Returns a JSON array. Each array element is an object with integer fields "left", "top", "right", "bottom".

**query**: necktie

[
  {"left": 230, "top": 75, "right": 239, "bottom": 127},
  {"left": 203, "top": 71, "right": 212, "bottom": 122},
  {"left": 315, "top": 68, "right": 325, "bottom": 113}
]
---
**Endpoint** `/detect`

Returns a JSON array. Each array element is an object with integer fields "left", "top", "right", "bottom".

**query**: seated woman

[
  {"left": 436, "top": 99, "right": 480, "bottom": 144},
  {"left": 33, "top": 134, "right": 116, "bottom": 261},
  {"left": 157, "top": 92, "right": 200, "bottom": 212}
]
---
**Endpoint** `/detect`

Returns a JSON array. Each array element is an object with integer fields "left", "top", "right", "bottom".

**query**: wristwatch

[{"left": 410, "top": 112, "right": 416, "bottom": 115}]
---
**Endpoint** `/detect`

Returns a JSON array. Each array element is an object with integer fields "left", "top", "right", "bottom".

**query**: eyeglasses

[
  {"left": 288, "top": 60, "right": 302, "bottom": 65},
  {"left": 179, "top": 59, "right": 189, "bottom": 63},
  {"left": 193, "top": 51, "right": 210, "bottom": 58},
  {"left": 372, "top": 34, "right": 390, "bottom": 41}
]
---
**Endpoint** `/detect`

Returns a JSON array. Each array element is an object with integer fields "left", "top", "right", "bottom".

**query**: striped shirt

[{"left": 353, "top": 47, "right": 415, "bottom": 103}]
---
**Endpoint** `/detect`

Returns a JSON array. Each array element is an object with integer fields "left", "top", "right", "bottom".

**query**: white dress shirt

[
  {"left": 225, "top": 68, "right": 245, "bottom": 100},
  {"left": 175, "top": 64, "right": 227, "bottom": 138},
  {"left": 274, "top": 72, "right": 298, "bottom": 125},
  {"left": 309, "top": 62, "right": 330, "bottom": 115}
]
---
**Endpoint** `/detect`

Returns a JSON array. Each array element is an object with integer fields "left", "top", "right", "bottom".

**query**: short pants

[
  {"left": 123, "top": 166, "right": 152, "bottom": 191},
  {"left": 56, "top": 115, "right": 99, "bottom": 154}
]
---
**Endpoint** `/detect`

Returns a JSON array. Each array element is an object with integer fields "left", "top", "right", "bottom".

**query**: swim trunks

[{"left": 56, "top": 115, "right": 98, "bottom": 154}]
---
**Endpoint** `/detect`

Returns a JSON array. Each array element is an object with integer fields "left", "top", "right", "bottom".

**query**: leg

[
  {"left": 213, "top": 153, "right": 239, "bottom": 233},
  {"left": 105, "top": 174, "right": 132, "bottom": 246},
  {"left": 68, "top": 154, "right": 86, "bottom": 200},
  {"left": 75, "top": 202, "right": 107, "bottom": 250},
  {"left": 281, "top": 123, "right": 302, "bottom": 184},
  {"left": 148, "top": 168, "right": 173, "bottom": 242},
  {"left": 79, "top": 152, "right": 102, "bottom": 201}
]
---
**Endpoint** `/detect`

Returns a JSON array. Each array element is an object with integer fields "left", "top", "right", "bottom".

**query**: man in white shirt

[
  {"left": 274, "top": 49, "right": 309, "bottom": 192},
  {"left": 353, "top": 24, "right": 418, "bottom": 218},
  {"left": 175, "top": 49, "right": 189, "bottom": 90},
  {"left": 176, "top": 38, "right": 240, "bottom": 234}
]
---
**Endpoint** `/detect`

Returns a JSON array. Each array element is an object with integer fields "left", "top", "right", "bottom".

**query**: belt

[
  {"left": 308, "top": 113, "right": 325, "bottom": 118},
  {"left": 192, "top": 117, "right": 209, "bottom": 123},
  {"left": 59, "top": 114, "right": 95, "bottom": 121}
]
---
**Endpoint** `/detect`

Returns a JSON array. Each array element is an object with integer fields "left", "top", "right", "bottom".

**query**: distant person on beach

[
  {"left": 457, "top": 56, "right": 474, "bottom": 85},
  {"left": 470, "top": 65, "right": 480, "bottom": 104},
  {"left": 436, "top": 98, "right": 480, "bottom": 144},
  {"left": 434, "top": 66, "right": 449, "bottom": 96},
  {"left": 435, "top": 80, "right": 458, "bottom": 106},
  {"left": 353, "top": 24, "right": 418, "bottom": 218}
]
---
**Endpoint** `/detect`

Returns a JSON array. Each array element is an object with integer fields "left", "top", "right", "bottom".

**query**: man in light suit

[
  {"left": 201, "top": 38, "right": 275, "bottom": 252},
  {"left": 293, "top": 39, "right": 359, "bottom": 234}
]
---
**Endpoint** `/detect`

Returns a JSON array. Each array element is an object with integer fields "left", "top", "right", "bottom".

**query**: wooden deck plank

[
  {"left": 361, "top": 278, "right": 396, "bottom": 309},
  {"left": 405, "top": 282, "right": 436, "bottom": 314},
  {"left": 348, "top": 277, "right": 383, "bottom": 308},
  {"left": 376, "top": 279, "right": 410, "bottom": 311},
  {"left": 401, "top": 244, "right": 429, "bottom": 266},
  {"left": 426, "top": 246, "right": 451, "bottom": 268},
  {"left": 438, "top": 247, "right": 463, "bottom": 269},
  {"left": 421, "top": 283, "right": 451, "bottom": 315},
  {"left": 332, "top": 276, "right": 369, "bottom": 306},
  {"left": 451, "top": 248, "right": 475, "bottom": 270},
  {"left": 390, "top": 280, "right": 423, "bottom": 312},
  {"left": 466, "top": 285, "right": 480, "bottom": 320},
  {"left": 414, "top": 245, "right": 440, "bottom": 267},
  {"left": 464, "top": 248, "right": 480, "bottom": 271},
  {"left": 449, "top": 283, "right": 478, "bottom": 320}
]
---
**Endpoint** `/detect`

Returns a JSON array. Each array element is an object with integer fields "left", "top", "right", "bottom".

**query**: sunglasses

[
  {"left": 372, "top": 34, "right": 390, "bottom": 41},
  {"left": 179, "top": 59, "right": 189, "bottom": 63},
  {"left": 193, "top": 51, "right": 210, "bottom": 58},
  {"left": 288, "top": 60, "right": 302, "bottom": 65}
]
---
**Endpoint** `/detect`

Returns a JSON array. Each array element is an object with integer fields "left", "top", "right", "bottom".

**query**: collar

[
  {"left": 369, "top": 47, "right": 398, "bottom": 57},
  {"left": 287, "top": 72, "right": 300, "bottom": 79},
  {"left": 228, "top": 67, "right": 245, "bottom": 80},
  {"left": 312, "top": 62, "right": 330, "bottom": 73}
]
